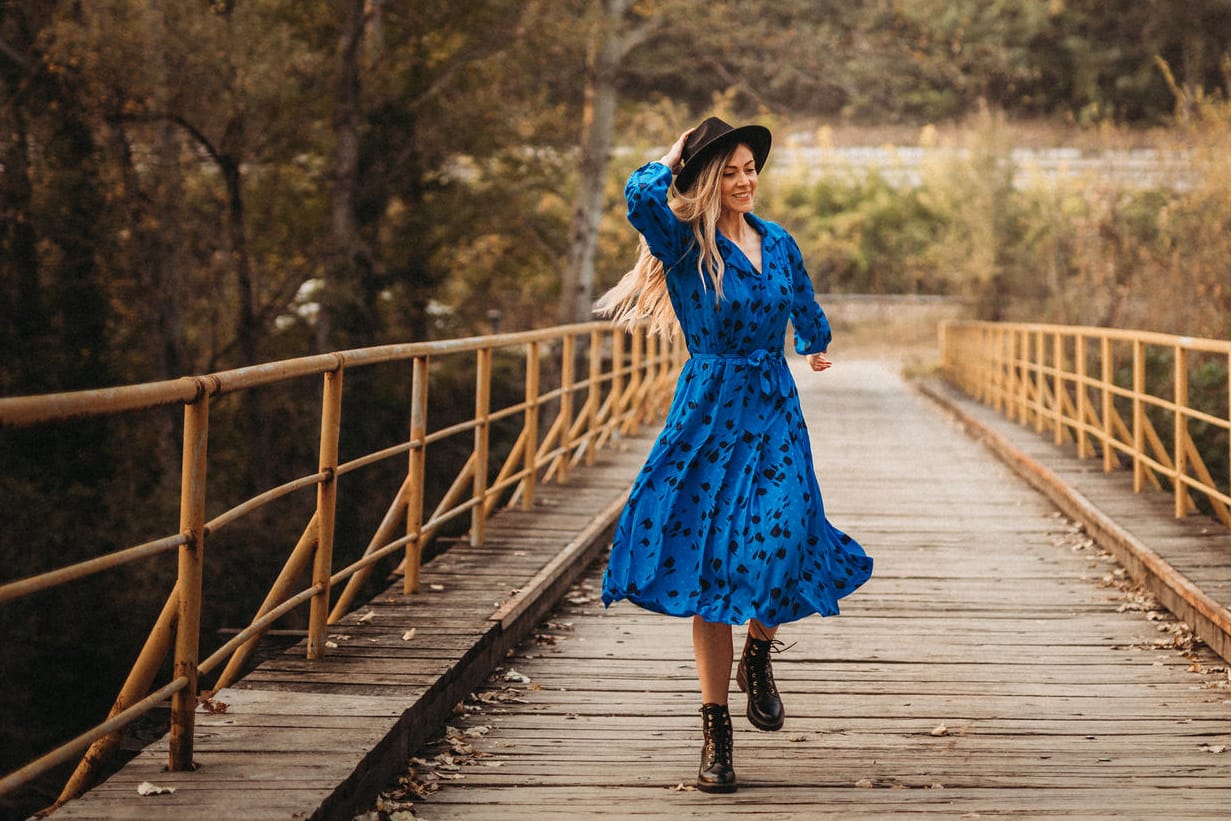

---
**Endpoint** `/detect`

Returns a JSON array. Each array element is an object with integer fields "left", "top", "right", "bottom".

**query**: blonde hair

[{"left": 594, "top": 144, "right": 738, "bottom": 337}]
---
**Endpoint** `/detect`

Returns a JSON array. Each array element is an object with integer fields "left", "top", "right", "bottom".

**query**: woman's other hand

[
  {"left": 807, "top": 352, "right": 832, "bottom": 372},
  {"left": 658, "top": 128, "right": 695, "bottom": 175}
]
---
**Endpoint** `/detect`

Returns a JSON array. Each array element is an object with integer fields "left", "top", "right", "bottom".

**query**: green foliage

[
  {"left": 769, "top": 172, "right": 948, "bottom": 294},
  {"left": 761, "top": 96, "right": 1231, "bottom": 341}
]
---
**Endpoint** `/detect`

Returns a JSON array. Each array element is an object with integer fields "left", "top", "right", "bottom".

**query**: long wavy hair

[{"left": 593, "top": 143, "right": 738, "bottom": 337}]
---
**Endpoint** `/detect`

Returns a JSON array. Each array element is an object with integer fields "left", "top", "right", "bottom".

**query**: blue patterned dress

[{"left": 601, "top": 162, "right": 873, "bottom": 627}]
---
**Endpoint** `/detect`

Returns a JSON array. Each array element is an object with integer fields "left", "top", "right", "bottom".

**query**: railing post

[
  {"left": 996, "top": 326, "right": 1009, "bottom": 412},
  {"left": 406, "top": 355, "right": 428, "bottom": 592},
  {"left": 982, "top": 325, "right": 993, "bottom": 405},
  {"left": 471, "top": 346, "right": 493, "bottom": 545},
  {"left": 1053, "top": 332, "right": 1064, "bottom": 445},
  {"left": 308, "top": 365, "right": 344, "bottom": 659},
  {"left": 1102, "top": 336, "right": 1115, "bottom": 472},
  {"left": 623, "top": 327, "right": 644, "bottom": 435},
  {"left": 986, "top": 327, "right": 998, "bottom": 409},
  {"left": 609, "top": 330, "right": 625, "bottom": 433},
  {"left": 1174, "top": 344, "right": 1188, "bottom": 519},
  {"left": 557, "top": 334, "right": 575, "bottom": 482},
  {"left": 586, "top": 329, "right": 602, "bottom": 465},
  {"left": 169, "top": 395, "right": 208, "bottom": 772},
  {"left": 1076, "top": 333, "right": 1089, "bottom": 458},
  {"left": 1133, "top": 339, "right": 1146, "bottom": 493},
  {"left": 641, "top": 331, "right": 658, "bottom": 422},
  {"left": 522, "top": 342, "right": 540, "bottom": 510},
  {"left": 1034, "top": 328, "right": 1046, "bottom": 433},
  {"left": 1008, "top": 328, "right": 1020, "bottom": 421},
  {"left": 1017, "top": 328, "right": 1029, "bottom": 425},
  {"left": 938, "top": 320, "right": 949, "bottom": 376}
]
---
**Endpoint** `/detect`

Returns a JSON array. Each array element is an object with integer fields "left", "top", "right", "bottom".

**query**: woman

[{"left": 596, "top": 117, "right": 873, "bottom": 793}]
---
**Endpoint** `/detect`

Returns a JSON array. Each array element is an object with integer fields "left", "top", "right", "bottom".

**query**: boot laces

[
  {"left": 746, "top": 638, "right": 793, "bottom": 693},
  {"left": 701, "top": 706, "right": 733, "bottom": 761}
]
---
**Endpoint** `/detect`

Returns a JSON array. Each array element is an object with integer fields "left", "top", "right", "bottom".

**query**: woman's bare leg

[
  {"left": 692, "top": 616, "right": 734, "bottom": 704},
  {"left": 747, "top": 619, "right": 778, "bottom": 643}
]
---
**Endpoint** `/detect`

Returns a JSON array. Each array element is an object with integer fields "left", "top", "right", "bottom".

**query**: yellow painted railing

[
  {"left": 0, "top": 321, "right": 684, "bottom": 806},
  {"left": 941, "top": 320, "right": 1231, "bottom": 530}
]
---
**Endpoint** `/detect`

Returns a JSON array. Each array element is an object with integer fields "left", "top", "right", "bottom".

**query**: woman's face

[{"left": 719, "top": 144, "right": 757, "bottom": 214}]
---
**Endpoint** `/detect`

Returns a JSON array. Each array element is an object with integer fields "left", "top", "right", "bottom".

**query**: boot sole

[{"left": 696, "top": 780, "right": 738, "bottom": 793}]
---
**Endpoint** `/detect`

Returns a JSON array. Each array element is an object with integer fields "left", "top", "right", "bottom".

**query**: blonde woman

[{"left": 597, "top": 117, "right": 873, "bottom": 793}]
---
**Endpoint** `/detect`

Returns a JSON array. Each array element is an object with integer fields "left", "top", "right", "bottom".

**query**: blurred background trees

[{"left": 4, "top": 0, "right": 1229, "bottom": 389}]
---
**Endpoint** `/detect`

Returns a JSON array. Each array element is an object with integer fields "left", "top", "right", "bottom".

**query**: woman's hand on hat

[
  {"left": 807, "top": 352, "right": 832, "bottom": 373},
  {"left": 659, "top": 128, "right": 695, "bottom": 176}
]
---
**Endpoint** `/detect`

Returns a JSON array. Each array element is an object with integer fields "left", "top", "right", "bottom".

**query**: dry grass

[{"left": 822, "top": 296, "right": 964, "bottom": 377}]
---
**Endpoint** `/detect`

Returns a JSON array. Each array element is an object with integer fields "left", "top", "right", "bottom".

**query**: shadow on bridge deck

[{"left": 52, "top": 358, "right": 1231, "bottom": 819}]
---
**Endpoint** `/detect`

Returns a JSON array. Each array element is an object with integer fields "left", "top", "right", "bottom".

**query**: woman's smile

[{"left": 720, "top": 144, "right": 758, "bottom": 214}]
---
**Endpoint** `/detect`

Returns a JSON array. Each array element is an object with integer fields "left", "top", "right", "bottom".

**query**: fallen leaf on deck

[
  {"left": 430, "top": 583, "right": 445, "bottom": 591},
  {"left": 137, "top": 782, "right": 176, "bottom": 796},
  {"left": 402, "top": 629, "right": 417, "bottom": 641},
  {"left": 855, "top": 778, "right": 874, "bottom": 788},
  {"left": 930, "top": 724, "right": 949, "bottom": 737},
  {"left": 503, "top": 669, "right": 531, "bottom": 683},
  {"left": 787, "top": 734, "right": 808, "bottom": 742},
  {"left": 197, "top": 693, "right": 229, "bottom": 714},
  {"left": 669, "top": 782, "right": 697, "bottom": 791},
  {"left": 1200, "top": 744, "right": 1227, "bottom": 753},
  {"left": 356, "top": 610, "right": 375, "bottom": 624}
]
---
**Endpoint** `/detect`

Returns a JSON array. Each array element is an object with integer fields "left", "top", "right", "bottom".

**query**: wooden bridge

[{"left": 3, "top": 320, "right": 1231, "bottom": 819}]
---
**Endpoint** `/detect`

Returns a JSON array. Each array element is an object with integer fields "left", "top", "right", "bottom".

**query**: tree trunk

[
  {"left": 559, "top": 0, "right": 630, "bottom": 326},
  {"left": 0, "top": 106, "right": 43, "bottom": 395},
  {"left": 319, "top": 0, "right": 373, "bottom": 352},
  {"left": 220, "top": 154, "right": 258, "bottom": 369}
]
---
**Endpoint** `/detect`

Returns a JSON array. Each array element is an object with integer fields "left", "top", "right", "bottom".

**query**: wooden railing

[
  {"left": 940, "top": 321, "right": 1231, "bottom": 530},
  {"left": 0, "top": 321, "right": 684, "bottom": 806}
]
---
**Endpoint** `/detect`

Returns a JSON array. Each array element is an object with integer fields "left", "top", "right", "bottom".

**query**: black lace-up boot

[
  {"left": 736, "top": 636, "right": 786, "bottom": 731},
  {"left": 697, "top": 703, "right": 737, "bottom": 793}
]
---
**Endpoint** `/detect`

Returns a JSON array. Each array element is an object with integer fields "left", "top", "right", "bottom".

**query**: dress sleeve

[
  {"left": 785, "top": 234, "right": 832, "bottom": 355},
  {"left": 625, "top": 162, "right": 690, "bottom": 265}
]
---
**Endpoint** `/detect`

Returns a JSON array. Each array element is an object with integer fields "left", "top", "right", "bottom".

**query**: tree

[
  {"left": 559, "top": 0, "right": 658, "bottom": 325},
  {"left": 318, "top": 0, "right": 370, "bottom": 352}
]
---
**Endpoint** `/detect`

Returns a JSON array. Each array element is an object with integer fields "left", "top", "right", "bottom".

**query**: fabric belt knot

[{"left": 692, "top": 350, "right": 790, "bottom": 398}]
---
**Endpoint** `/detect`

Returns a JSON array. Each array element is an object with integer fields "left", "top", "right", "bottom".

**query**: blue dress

[{"left": 601, "top": 162, "right": 873, "bottom": 627}]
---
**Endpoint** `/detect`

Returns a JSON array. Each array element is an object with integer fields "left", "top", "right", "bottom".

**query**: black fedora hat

[{"left": 675, "top": 116, "right": 772, "bottom": 193}]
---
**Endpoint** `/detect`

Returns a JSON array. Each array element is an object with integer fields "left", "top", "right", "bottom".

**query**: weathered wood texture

[
  {"left": 48, "top": 430, "right": 658, "bottom": 820},
  {"left": 921, "top": 378, "right": 1231, "bottom": 664},
  {"left": 393, "top": 360, "right": 1231, "bottom": 820},
  {"left": 49, "top": 358, "right": 1231, "bottom": 820}
]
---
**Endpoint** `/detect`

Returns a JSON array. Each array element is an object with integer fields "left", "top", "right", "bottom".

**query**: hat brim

[{"left": 675, "top": 124, "right": 772, "bottom": 193}]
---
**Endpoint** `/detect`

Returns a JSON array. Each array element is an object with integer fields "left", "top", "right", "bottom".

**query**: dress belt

[{"left": 690, "top": 350, "right": 790, "bottom": 398}]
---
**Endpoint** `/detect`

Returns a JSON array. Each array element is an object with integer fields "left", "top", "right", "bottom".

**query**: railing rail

[
  {"left": 940, "top": 320, "right": 1231, "bottom": 530},
  {"left": 0, "top": 321, "right": 685, "bottom": 808}
]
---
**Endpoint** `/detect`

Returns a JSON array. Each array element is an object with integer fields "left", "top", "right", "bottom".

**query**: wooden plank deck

[
  {"left": 369, "top": 359, "right": 1231, "bottom": 819},
  {"left": 47, "top": 356, "right": 1231, "bottom": 819},
  {"left": 48, "top": 427, "right": 660, "bottom": 820},
  {"left": 921, "top": 379, "right": 1231, "bottom": 663}
]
